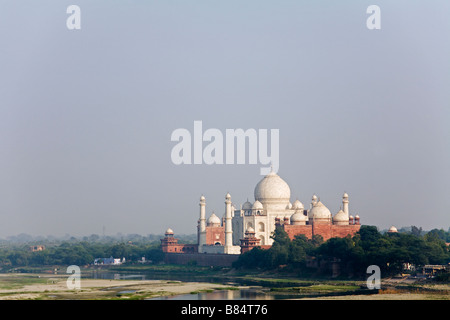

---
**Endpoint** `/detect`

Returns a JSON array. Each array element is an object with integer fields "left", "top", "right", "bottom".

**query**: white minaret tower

[
  {"left": 198, "top": 195, "right": 206, "bottom": 253},
  {"left": 224, "top": 192, "right": 233, "bottom": 252},
  {"left": 342, "top": 192, "right": 349, "bottom": 216}
]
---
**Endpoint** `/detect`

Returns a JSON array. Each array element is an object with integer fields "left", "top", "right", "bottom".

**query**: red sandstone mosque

[{"left": 161, "top": 171, "right": 361, "bottom": 255}]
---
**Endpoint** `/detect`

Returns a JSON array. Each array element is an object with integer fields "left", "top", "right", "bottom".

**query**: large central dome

[{"left": 254, "top": 172, "right": 291, "bottom": 202}]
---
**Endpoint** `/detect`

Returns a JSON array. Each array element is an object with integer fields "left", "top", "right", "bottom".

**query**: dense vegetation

[{"left": 233, "top": 226, "right": 450, "bottom": 277}]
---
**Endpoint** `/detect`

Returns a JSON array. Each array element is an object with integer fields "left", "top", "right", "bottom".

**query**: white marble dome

[
  {"left": 252, "top": 200, "right": 264, "bottom": 210},
  {"left": 254, "top": 172, "right": 291, "bottom": 202},
  {"left": 333, "top": 209, "right": 349, "bottom": 225},
  {"left": 165, "top": 228, "right": 174, "bottom": 235},
  {"left": 308, "top": 201, "right": 332, "bottom": 220},
  {"left": 207, "top": 213, "right": 221, "bottom": 226},
  {"left": 333, "top": 209, "right": 348, "bottom": 222},
  {"left": 242, "top": 201, "right": 252, "bottom": 210},
  {"left": 292, "top": 199, "right": 304, "bottom": 210},
  {"left": 290, "top": 210, "right": 307, "bottom": 225}
]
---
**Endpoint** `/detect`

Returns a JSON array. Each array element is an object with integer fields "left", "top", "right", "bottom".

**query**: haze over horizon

[{"left": 0, "top": 1, "right": 449, "bottom": 238}]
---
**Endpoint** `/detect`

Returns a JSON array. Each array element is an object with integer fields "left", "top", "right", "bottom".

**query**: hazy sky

[{"left": 0, "top": 1, "right": 449, "bottom": 237}]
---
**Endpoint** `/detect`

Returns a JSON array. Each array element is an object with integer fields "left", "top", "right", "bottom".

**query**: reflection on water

[
  {"left": 88, "top": 271, "right": 147, "bottom": 281},
  {"left": 148, "top": 289, "right": 300, "bottom": 300}
]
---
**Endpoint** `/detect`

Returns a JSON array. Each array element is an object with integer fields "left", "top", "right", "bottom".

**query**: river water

[
  {"left": 84, "top": 270, "right": 362, "bottom": 300},
  {"left": 85, "top": 270, "right": 297, "bottom": 300},
  {"left": 148, "top": 288, "right": 303, "bottom": 300}
]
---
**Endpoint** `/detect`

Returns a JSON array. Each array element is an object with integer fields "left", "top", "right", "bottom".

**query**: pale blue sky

[{"left": 0, "top": 1, "right": 449, "bottom": 237}]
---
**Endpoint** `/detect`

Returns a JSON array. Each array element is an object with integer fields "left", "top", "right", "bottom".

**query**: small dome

[
  {"left": 200, "top": 195, "right": 205, "bottom": 201},
  {"left": 333, "top": 210, "right": 349, "bottom": 225},
  {"left": 290, "top": 210, "right": 307, "bottom": 224},
  {"left": 226, "top": 192, "right": 231, "bottom": 199},
  {"left": 388, "top": 226, "right": 398, "bottom": 233},
  {"left": 246, "top": 226, "right": 255, "bottom": 234},
  {"left": 333, "top": 209, "right": 348, "bottom": 222},
  {"left": 207, "top": 213, "right": 221, "bottom": 225},
  {"left": 308, "top": 201, "right": 332, "bottom": 220},
  {"left": 165, "top": 228, "right": 174, "bottom": 235},
  {"left": 242, "top": 201, "right": 252, "bottom": 210},
  {"left": 252, "top": 200, "right": 264, "bottom": 210},
  {"left": 343, "top": 192, "right": 349, "bottom": 198},
  {"left": 349, "top": 215, "right": 354, "bottom": 219},
  {"left": 355, "top": 214, "right": 360, "bottom": 219},
  {"left": 292, "top": 199, "right": 304, "bottom": 210}
]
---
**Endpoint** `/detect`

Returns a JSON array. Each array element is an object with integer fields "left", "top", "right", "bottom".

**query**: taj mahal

[{"left": 161, "top": 170, "right": 361, "bottom": 255}]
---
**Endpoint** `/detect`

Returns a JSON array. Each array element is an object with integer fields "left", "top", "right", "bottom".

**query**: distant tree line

[
  {"left": 0, "top": 233, "right": 197, "bottom": 244},
  {"left": 0, "top": 238, "right": 166, "bottom": 270},
  {"left": 233, "top": 226, "right": 450, "bottom": 277}
]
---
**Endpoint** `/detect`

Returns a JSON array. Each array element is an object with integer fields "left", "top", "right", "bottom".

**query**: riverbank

[
  {"left": 0, "top": 264, "right": 448, "bottom": 300},
  {"left": 0, "top": 273, "right": 237, "bottom": 300}
]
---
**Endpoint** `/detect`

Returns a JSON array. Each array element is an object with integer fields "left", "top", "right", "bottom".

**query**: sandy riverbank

[{"left": 0, "top": 273, "right": 233, "bottom": 300}]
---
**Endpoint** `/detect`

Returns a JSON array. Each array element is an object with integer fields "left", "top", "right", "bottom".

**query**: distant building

[
  {"left": 93, "top": 256, "right": 124, "bottom": 265},
  {"left": 387, "top": 226, "right": 398, "bottom": 233},
  {"left": 160, "top": 229, "right": 197, "bottom": 253},
  {"left": 29, "top": 245, "right": 45, "bottom": 252},
  {"left": 422, "top": 265, "right": 449, "bottom": 277}
]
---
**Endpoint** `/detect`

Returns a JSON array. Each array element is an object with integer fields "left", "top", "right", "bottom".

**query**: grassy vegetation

[
  {"left": 270, "top": 284, "right": 362, "bottom": 295},
  {"left": 189, "top": 289, "right": 214, "bottom": 294},
  {"left": 0, "top": 275, "right": 49, "bottom": 290}
]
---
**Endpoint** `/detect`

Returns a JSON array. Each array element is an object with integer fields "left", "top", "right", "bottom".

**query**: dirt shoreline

[{"left": 0, "top": 273, "right": 233, "bottom": 300}]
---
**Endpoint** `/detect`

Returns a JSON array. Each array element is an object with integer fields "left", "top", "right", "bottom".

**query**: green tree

[
  {"left": 232, "top": 246, "right": 266, "bottom": 269},
  {"left": 411, "top": 226, "right": 423, "bottom": 237}
]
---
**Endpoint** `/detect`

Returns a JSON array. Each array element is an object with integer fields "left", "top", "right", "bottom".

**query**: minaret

[
  {"left": 198, "top": 195, "right": 206, "bottom": 253},
  {"left": 342, "top": 192, "right": 349, "bottom": 216},
  {"left": 224, "top": 192, "right": 233, "bottom": 252}
]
